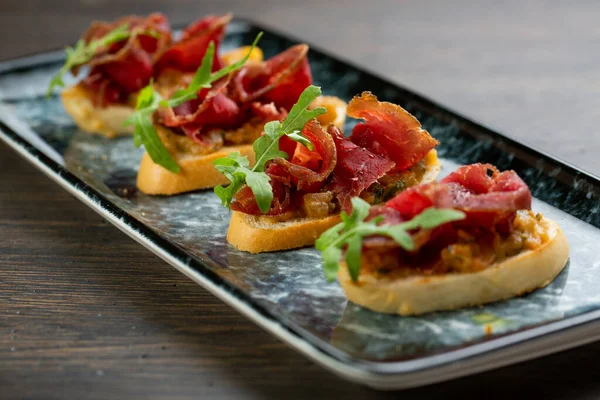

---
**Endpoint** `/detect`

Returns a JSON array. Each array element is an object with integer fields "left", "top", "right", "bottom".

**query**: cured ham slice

[
  {"left": 231, "top": 44, "right": 312, "bottom": 110},
  {"left": 348, "top": 92, "right": 438, "bottom": 171},
  {"left": 385, "top": 163, "right": 532, "bottom": 230},
  {"left": 158, "top": 82, "right": 291, "bottom": 144},
  {"left": 80, "top": 13, "right": 172, "bottom": 106},
  {"left": 230, "top": 121, "right": 337, "bottom": 215},
  {"left": 272, "top": 121, "right": 337, "bottom": 192},
  {"left": 158, "top": 78, "right": 242, "bottom": 143},
  {"left": 230, "top": 164, "right": 292, "bottom": 216},
  {"left": 326, "top": 126, "right": 395, "bottom": 213},
  {"left": 160, "top": 43, "right": 314, "bottom": 145},
  {"left": 154, "top": 14, "right": 231, "bottom": 74}
]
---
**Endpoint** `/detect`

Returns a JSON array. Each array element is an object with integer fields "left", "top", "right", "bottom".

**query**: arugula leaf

[
  {"left": 402, "top": 207, "right": 467, "bottom": 230},
  {"left": 245, "top": 170, "right": 274, "bottom": 212},
  {"left": 282, "top": 85, "right": 327, "bottom": 133},
  {"left": 210, "top": 32, "right": 263, "bottom": 82},
  {"left": 252, "top": 121, "right": 290, "bottom": 172},
  {"left": 286, "top": 131, "right": 314, "bottom": 151},
  {"left": 213, "top": 85, "right": 327, "bottom": 213},
  {"left": 159, "top": 42, "right": 215, "bottom": 108},
  {"left": 123, "top": 32, "right": 263, "bottom": 174},
  {"left": 323, "top": 245, "right": 343, "bottom": 281},
  {"left": 316, "top": 197, "right": 466, "bottom": 282},
  {"left": 213, "top": 152, "right": 253, "bottom": 207},
  {"left": 212, "top": 151, "right": 274, "bottom": 211},
  {"left": 47, "top": 24, "right": 130, "bottom": 97},
  {"left": 123, "top": 84, "right": 181, "bottom": 173},
  {"left": 160, "top": 32, "right": 263, "bottom": 109},
  {"left": 345, "top": 236, "right": 363, "bottom": 282}
]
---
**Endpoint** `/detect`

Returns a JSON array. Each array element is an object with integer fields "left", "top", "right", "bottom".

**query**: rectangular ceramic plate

[{"left": 2, "top": 19, "right": 600, "bottom": 390}]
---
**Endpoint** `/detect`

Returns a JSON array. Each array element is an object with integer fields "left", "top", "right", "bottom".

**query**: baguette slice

[
  {"left": 61, "top": 85, "right": 134, "bottom": 138},
  {"left": 338, "top": 216, "right": 569, "bottom": 316},
  {"left": 227, "top": 149, "right": 441, "bottom": 253},
  {"left": 137, "top": 144, "right": 256, "bottom": 195},
  {"left": 227, "top": 213, "right": 343, "bottom": 254}
]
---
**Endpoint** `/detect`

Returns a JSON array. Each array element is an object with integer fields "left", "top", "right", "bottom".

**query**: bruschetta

[
  {"left": 54, "top": 13, "right": 173, "bottom": 137},
  {"left": 53, "top": 13, "right": 268, "bottom": 139},
  {"left": 215, "top": 90, "right": 441, "bottom": 253},
  {"left": 136, "top": 43, "right": 346, "bottom": 195},
  {"left": 316, "top": 163, "right": 569, "bottom": 315}
]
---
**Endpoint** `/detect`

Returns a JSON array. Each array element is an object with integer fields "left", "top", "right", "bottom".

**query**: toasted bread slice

[
  {"left": 137, "top": 144, "right": 256, "bottom": 195},
  {"left": 227, "top": 213, "right": 343, "bottom": 254},
  {"left": 227, "top": 149, "right": 441, "bottom": 253},
  {"left": 136, "top": 121, "right": 262, "bottom": 195},
  {"left": 61, "top": 85, "right": 134, "bottom": 138},
  {"left": 338, "top": 216, "right": 569, "bottom": 316}
]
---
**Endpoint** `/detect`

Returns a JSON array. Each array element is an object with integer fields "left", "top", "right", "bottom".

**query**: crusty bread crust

[
  {"left": 226, "top": 150, "right": 441, "bottom": 253},
  {"left": 61, "top": 85, "right": 134, "bottom": 138},
  {"left": 137, "top": 144, "right": 256, "bottom": 195},
  {"left": 227, "top": 212, "right": 342, "bottom": 253},
  {"left": 338, "top": 217, "right": 569, "bottom": 316}
]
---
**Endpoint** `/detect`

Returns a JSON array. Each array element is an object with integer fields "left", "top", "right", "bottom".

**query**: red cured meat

[
  {"left": 326, "top": 126, "right": 395, "bottom": 213},
  {"left": 348, "top": 92, "right": 438, "bottom": 171}
]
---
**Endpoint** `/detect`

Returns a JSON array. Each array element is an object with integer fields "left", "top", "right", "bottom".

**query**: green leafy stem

[
  {"left": 213, "top": 85, "right": 327, "bottom": 213},
  {"left": 47, "top": 24, "right": 132, "bottom": 97},
  {"left": 123, "top": 32, "right": 264, "bottom": 174},
  {"left": 316, "top": 197, "right": 466, "bottom": 282}
]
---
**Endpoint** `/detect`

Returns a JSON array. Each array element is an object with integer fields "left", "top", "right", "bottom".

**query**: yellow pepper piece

[
  {"left": 222, "top": 46, "right": 264, "bottom": 66},
  {"left": 310, "top": 96, "right": 348, "bottom": 129}
]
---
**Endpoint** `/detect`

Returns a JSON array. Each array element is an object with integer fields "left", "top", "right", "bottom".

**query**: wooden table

[{"left": 2, "top": 1, "right": 600, "bottom": 398}]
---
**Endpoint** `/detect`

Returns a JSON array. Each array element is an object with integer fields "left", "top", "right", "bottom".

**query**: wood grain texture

[{"left": 2, "top": 1, "right": 600, "bottom": 398}]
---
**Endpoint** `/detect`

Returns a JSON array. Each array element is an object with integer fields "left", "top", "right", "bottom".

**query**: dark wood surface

[{"left": 2, "top": 1, "right": 600, "bottom": 398}]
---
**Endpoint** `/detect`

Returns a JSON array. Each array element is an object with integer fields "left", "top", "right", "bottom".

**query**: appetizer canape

[
  {"left": 48, "top": 13, "right": 173, "bottom": 137},
  {"left": 48, "top": 13, "right": 269, "bottom": 139},
  {"left": 213, "top": 87, "right": 441, "bottom": 253},
  {"left": 316, "top": 163, "right": 569, "bottom": 316},
  {"left": 133, "top": 38, "right": 346, "bottom": 195}
]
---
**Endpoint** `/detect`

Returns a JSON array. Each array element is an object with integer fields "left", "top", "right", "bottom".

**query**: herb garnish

[
  {"left": 122, "top": 32, "right": 263, "bottom": 174},
  {"left": 316, "top": 197, "right": 466, "bottom": 282},
  {"left": 213, "top": 85, "right": 327, "bottom": 213},
  {"left": 47, "top": 24, "right": 131, "bottom": 97}
]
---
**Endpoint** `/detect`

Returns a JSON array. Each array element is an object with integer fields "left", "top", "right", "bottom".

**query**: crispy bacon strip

[
  {"left": 79, "top": 13, "right": 172, "bottom": 106},
  {"left": 231, "top": 44, "right": 312, "bottom": 110},
  {"left": 348, "top": 92, "right": 438, "bottom": 171},
  {"left": 326, "top": 126, "right": 395, "bottom": 213},
  {"left": 386, "top": 163, "right": 532, "bottom": 230},
  {"left": 154, "top": 14, "right": 231, "bottom": 74}
]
